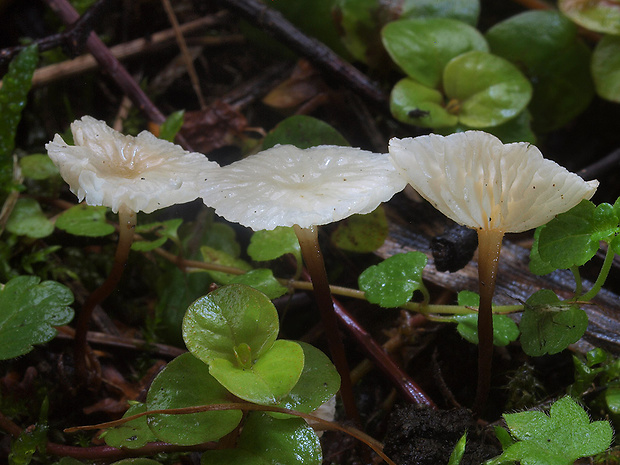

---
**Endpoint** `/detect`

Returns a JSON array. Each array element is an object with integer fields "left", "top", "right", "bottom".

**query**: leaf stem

[
  {"left": 570, "top": 266, "right": 583, "bottom": 297},
  {"left": 579, "top": 244, "right": 615, "bottom": 302}
]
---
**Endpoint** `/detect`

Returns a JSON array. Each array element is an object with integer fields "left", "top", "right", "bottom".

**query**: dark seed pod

[{"left": 431, "top": 225, "right": 478, "bottom": 272}]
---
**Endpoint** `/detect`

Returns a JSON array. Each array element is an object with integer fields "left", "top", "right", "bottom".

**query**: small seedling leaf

[
  {"left": 247, "top": 226, "right": 301, "bottom": 264},
  {"left": 55, "top": 204, "right": 115, "bottom": 237},
  {"left": 262, "top": 115, "right": 349, "bottom": 150},
  {"left": 358, "top": 251, "right": 427, "bottom": 308},
  {"left": 489, "top": 396, "right": 613, "bottom": 465},
  {"left": 228, "top": 268, "right": 288, "bottom": 300},
  {"left": 519, "top": 290, "right": 588, "bottom": 357},
  {"left": 447, "top": 432, "right": 467, "bottom": 465},
  {"left": 209, "top": 340, "right": 304, "bottom": 405},
  {"left": 146, "top": 352, "right": 242, "bottom": 445},
  {"left": 331, "top": 207, "right": 389, "bottom": 253},
  {"left": 5, "top": 198, "right": 54, "bottom": 238},
  {"left": 0, "top": 276, "right": 74, "bottom": 360},
  {"left": 183, "top": 284, "right": 279, "bottom": 365},
  {"left": 158, "top": 110, "right": 184, "bottom": 142},
  {"left": 102, "top": 403, "right": 158, "bottom": 449}
]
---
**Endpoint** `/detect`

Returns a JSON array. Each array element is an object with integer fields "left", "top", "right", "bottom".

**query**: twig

[
  {"left": 218, "top": 0, "right": 388, "bottom": 106},
  {"left": 578, "top": 147, "right": 620, "bottom": 181}
]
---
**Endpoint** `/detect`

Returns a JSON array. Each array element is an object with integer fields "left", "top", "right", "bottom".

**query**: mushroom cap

[
  {"left": 46, "top": 116, "right": 220, "bottom": 214},
  {"left": 200, "top": 144, "right": 407, "bottom": 231},
  {"left": 389, "top": 131, "right": 598, "bottom": 233}
]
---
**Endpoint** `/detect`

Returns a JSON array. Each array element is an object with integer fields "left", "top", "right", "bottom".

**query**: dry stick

[
  {"left": 578, "top": 147, "right": 620, "bottom": 181},
  {"left": 73, "top": 207, "right": 137, "bottom": 384},
  {"left": 161, "top": 0, "right": 207, "bottom": 109},
  {"left": 294, "top": 225, "right": 360, "bottom": 424},
  {"left": 43, "top": 0, "right": 192, "bottom": 150},
  {"left": 218, "top": 0, "right": 387, "bottom": 106},
  {"left": 472, "top": 228, "right": 504, "bottom": 416}
]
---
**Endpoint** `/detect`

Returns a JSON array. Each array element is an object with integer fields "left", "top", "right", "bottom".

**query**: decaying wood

[{"left": 379, "top": 195, "right": 620, "bottom": 355}]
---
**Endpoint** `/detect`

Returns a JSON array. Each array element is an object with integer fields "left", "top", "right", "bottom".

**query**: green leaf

[
  {"left": 538, "top": 200, "right": 600, "bottom": 269},
  {"left": 275, "top": 341, "right": 340, "bottom": 414},
  {"left": 489, "top": 396, "right": 613, "bottom": 465},
  {"left": 203, "top": 222, "right": 242, "bottom": 258},
  {"left": 111, "top": 460, "right": 162, "bottom": 465},
  {"left": 19, "top": 154, "right": 59, "bottom": 180},
  {"left": 592, "top": 35, "right": 620, "bottom": 103},
  {"left": 201, "top": 412, "right": 322, "bottom": 465},
  {"left": 0, "top": 44, "right": 38, "bottom": 193},
  {"left": 102, "top": 403, "right": 158, "bottom": 449},
  {"left": 146, "top": 352, "right": 242, "bottom": 445},
  {"left": 159, "top": 110, "right": 184, "bottom": 142},
  {"left": 528, "top": 226, "right": 556, "bottom": 276},
  {"left": 452, "top": 291, "right": 520, "bottom": 346},
  {"left": 262, "top": 115, "right": 349, "bottom": 150},
  {"left": 331, "top": 207, "right": 389, "bottom": 253},
  {"left": 228, "top": 269, "right": 288, "bottom": 300},
  {"left": 382, "top": 17, "right": 488, "bottom": 88},
  {"left": 401, "top": 0, "right": 480, "bottom": 26},
  {"left": 519, "top": 290, "right": 589, "bottom": 357},
  {"left": 486, "top": 10, "right": 594, "bottom": 132},
  {"left": 55, "top": 204, "right": 115, "bottom": 237},
  {"left": 358, "top": 252, "right": 427, "bottom": 307},
  {"left": 559, "top": 0, "right": 620, "bottom": 35},
  {"left": 443, "top": 51, "right": 533, "bottom": 128},
  {"left": 209, "top": 340, "right": 304, "bottom": 405},
  {"left": 5, "top": 198, "right": 54, "bottom": 238},
  {"left": 247, "top": 226, "right": 302, "bottom": 264},
  {"left": 199, "top": 245, "right": 252, "bottom": 283},
  {"left": 447, "top": 432, "right": 467, "bottom": 465},
  {"left": 182, "top": 284, "right": 279, "bottom": 365},
  {"left": 132, "top": 218, "right": 183, "bottom": 251},
  {"left": 390, "top": 78, "right": 458, "bottom": 128},
  {"left": 0, "top": 276, "right": 74, "bottom": 360}
]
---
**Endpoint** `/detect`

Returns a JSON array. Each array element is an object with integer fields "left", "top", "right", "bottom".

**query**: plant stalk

[
  {"left": 579, "top": 244, "right": 615, "bottom": 302},
  {"left": 472, "top": 228, "right": 504, "bottom": 416},
  {"left": 74, "top": 205, "right": 137, "bottom": 385},
  {"left": 293, "top": 224, "right": 360, "bottom": 424}
]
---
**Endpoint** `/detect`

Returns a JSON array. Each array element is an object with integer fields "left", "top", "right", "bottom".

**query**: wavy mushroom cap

[
  {"left": 46, "top": 116, "right": 220, "bottom": 214},
  {"left": 200, "top": 144, "right": 407, "bottom": 231},
  {"left": 389, "top": 131, "right": 598, "bottom": 233}
]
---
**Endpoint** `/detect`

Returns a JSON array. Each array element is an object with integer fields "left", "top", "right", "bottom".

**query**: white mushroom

[
  {"left": 201, "top": 143, "right": 407, "bottom": 420},
  {"left": 389, "top": 131, "right": 598, "bottom": 413},
  {"left": 46, "top": 116, "right": 220, "bottom": 384}
]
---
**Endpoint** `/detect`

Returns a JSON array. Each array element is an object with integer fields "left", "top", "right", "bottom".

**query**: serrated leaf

[
  {"left": 262, "top": 115, "right": 349, "bottom": 150},
  {"left": 228, "top": 269, "right": 288, "bottom": 300},
  {"left": 358, "top": 252, "right": 427, "bottom": 307},
  {"left": 146, "top": 352, "right": 242, "bottom": 445},
  {"left": 209, "top": 340, "right": 304, "bottom": 405},
  {"left": 55, "top": 204, "right": 115, "bottom": 237},
  {"left": 182, "top": 284, "right": 279, "bottom": 366},
  {"left": 592, "top": 35, "right": 620, "bottom": 103},
  {"left": 488, "top": 396, "right": 613, "bottom": 465},
  {"left": 19, "top": 154, "right": 59, "bottom": 180},
  {"left": 159, "top": 110, "right": 184, "bottom": 142},
  {"left": 331, "top": 207, "right": 388, "bottom": 253},
  {"left": 382, "top": 17, "right": 488, "bottom": 88},
  {"left": 5, "top": 198, "right": 54, "bottom": 238},
  {"left": 520, "top": 290, "right": 588, "bottom": 357},
  {"left": 538, "top": 200, "right": 599, "bottom": 269},
  {"left": 0, "top": 276, "right": 74, "bottom": 360},
  {"left": 247, "top": 226, "right": 301, "bottom": 264},
  {"left": 102, "top": 403, "right": 158, "bottom": 449}
]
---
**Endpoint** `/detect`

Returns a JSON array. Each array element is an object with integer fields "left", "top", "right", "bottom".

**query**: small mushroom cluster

[{"left": 47, "top": 117, "right": 596, "bottom": 412}]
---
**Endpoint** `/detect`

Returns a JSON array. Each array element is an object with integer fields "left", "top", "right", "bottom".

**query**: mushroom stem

[
  {"left": 472, "top": 227, "right": 504, "bottom": 416},
  {"left": 293, "top": 224, "right": 359, "bottom": 423},
  {"left": 74, "top": 205, "right": 137, "bottom": 385}
]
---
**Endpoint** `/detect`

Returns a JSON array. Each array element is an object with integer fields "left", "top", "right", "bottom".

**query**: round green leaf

[
  {"left": 486, "top": 10, "right": 594, "bottom": 131},
  {"left": 102, "top": 403, "right": 158, "bottom": 450},
  {"left": 6, "top": 198, "right": 54, "bottom": 238},
  {"left": 358, "top": 251, "right": 428, "bottom": 308},
  {"left": 529, "top": 227, "right": 556, "bottom": 276},
  {"left": 401, "top": 0, "right": 480, "bottom": 25},
  {"left": 183, "top": 284, "right": 279, "bottom": 365},
  {"left": 453, "top": 313, "right": 520, "bottom": 347},
  {"left": 275, "top": 341, "right": 340, "bottom": 414},
  {"left": 330, "top": 207, "right": 389, "bottom": 253},
  {"left": 390, "top": 78, "right": 458, "bottom": 128},
  {"left": 382, "top": 18, "right": 488, "bottom": 88},
  {"left": 248, "top": 226, "right": 301, "bottom": 263},
  {"left": 592, "top": 35, "right": 620, "bottom": 102},
  {"left": 559, "top": 0, "right": 620, "bottom": 35},
  {"left": 228, "top": 269, "right": 288, "bottom": 300},
  {"left": 55, "top": 204, "right": 115, "bottom": 237},
  {"left": 146, "top": 352, "right": 242, "bottom": 445},
  {"left": 199, "top": 245, "right": 252, "bottom": 284},
  {"left": 0, "top": 276, "right": 74, "bottom": 360},
  {"left": 200, "top": 449, "right": 267, "bottom": 465},
  {"left": 262, "top": 115, "right": 349, "bottom": 150},
  {"left": 209, "top": 340, "right": 304, "bottom": 405},
  {"left": 444, "top": 51, "right": 532, "bottom": 127},
  {"left": 19, "top": 154, "right": 59, "bottom": 180}
]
